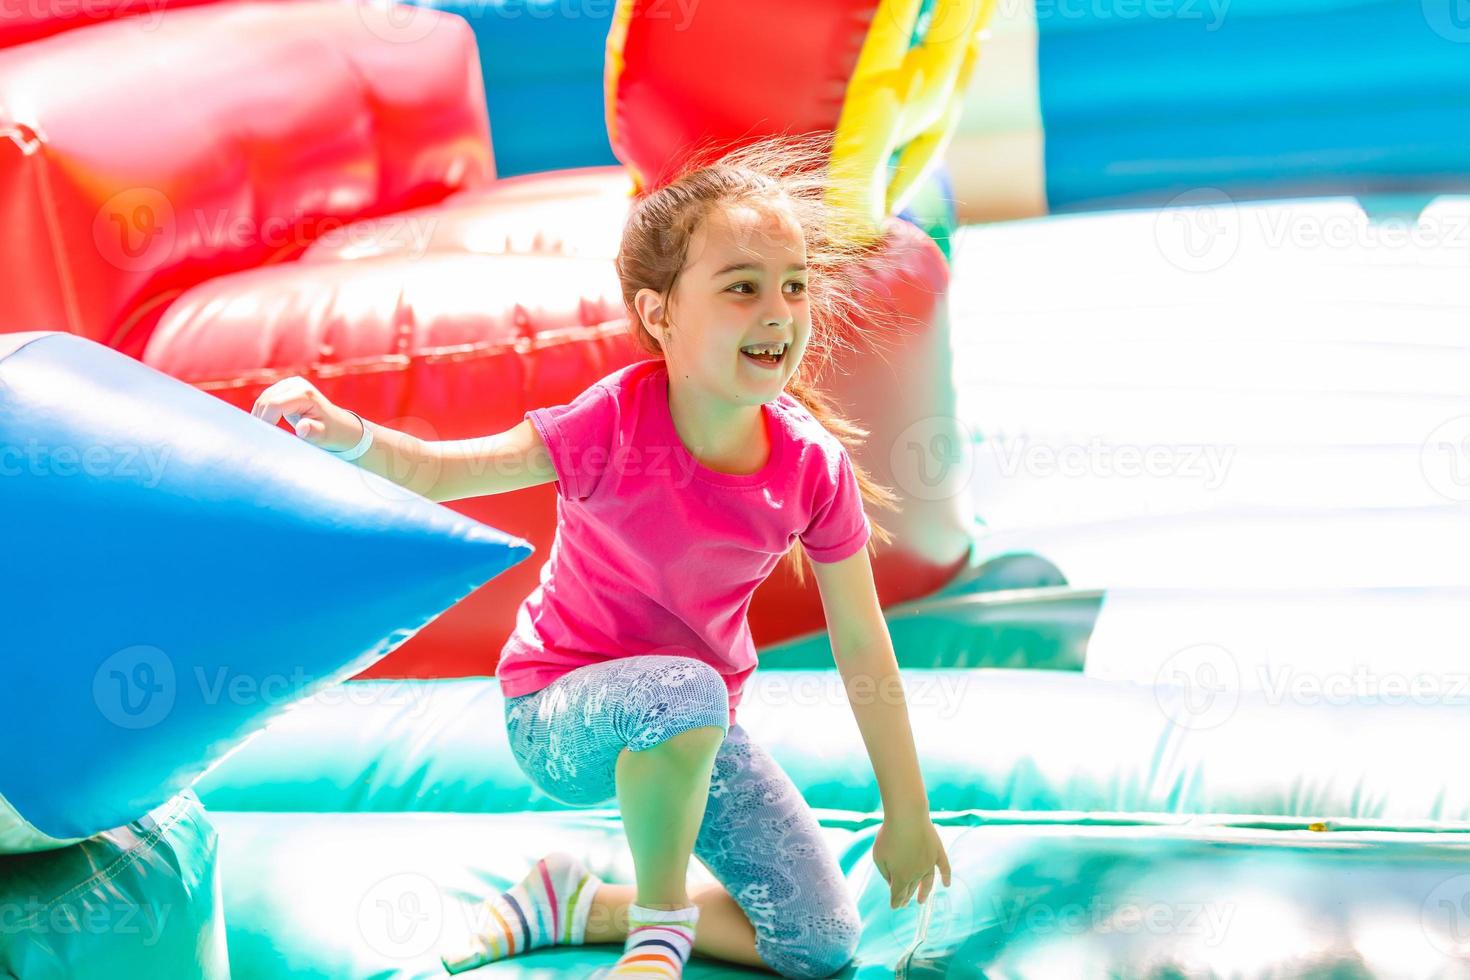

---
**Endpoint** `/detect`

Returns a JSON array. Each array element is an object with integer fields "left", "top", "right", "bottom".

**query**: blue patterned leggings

[{"left": 502, "top": 654, "right": 862, "bottom": 979}]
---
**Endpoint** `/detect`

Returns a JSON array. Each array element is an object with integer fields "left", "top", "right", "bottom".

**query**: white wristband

[{"left": 326, "top": 410, "right": 373, "bottom": 461}]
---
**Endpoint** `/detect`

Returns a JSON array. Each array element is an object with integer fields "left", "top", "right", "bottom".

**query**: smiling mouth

[{"left": 740, "top": 342, "right": 788, "bottom": 366}]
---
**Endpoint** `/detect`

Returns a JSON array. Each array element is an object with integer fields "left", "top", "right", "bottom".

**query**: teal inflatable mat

[
  {"left": 0, "top": 790, "right": 227, "bottom": 979},
  {"left": 194, "top": 670, "right": 1470, "bottom": 977}
]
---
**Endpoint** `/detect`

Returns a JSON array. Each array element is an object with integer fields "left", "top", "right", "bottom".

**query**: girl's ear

[{"left": 634, "top": 287, "right": 668, "bottom": 347}]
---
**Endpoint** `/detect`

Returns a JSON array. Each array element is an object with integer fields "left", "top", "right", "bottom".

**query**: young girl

[{"left": 251, "top": 133, "right": 951, "bottom": 979}]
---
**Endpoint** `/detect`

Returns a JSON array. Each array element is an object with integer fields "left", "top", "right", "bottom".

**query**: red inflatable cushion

[
  {"left": 303, "top": 166, "right": 636, "bottom": 264},
  {"left": 0, "top": 1, "right": 493, "bottom": 356},
  {"left": 608, "top": 0, "right": 873, "bottom": 189},
  {"left": 0, "top": 0, "right": 277, "bottom": 50}
]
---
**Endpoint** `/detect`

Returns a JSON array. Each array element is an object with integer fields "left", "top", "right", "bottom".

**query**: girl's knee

[
  {"left": 626, "top": 722, "right": 725, "bottom": 764},
  {"left": 665, "top": 722, "right": 727, "bottom": 747},
  {"left": 762, "top": 898, "right": 862, "bottom": 979},
  {"left": 620, "top": 657, "right": 729, "bottom": 751},
  {"left": 641, "top": 655, "right": 728, "bottom": 700}
]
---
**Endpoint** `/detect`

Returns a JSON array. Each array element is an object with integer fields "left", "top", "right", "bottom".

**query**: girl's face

[{"left": 638, "top": 199, "right": 811, "bottom": 407}]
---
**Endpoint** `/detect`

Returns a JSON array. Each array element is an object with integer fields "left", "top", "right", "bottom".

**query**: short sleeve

[
  {"left": 526, "top": 383, "right": 617, "bottom": 502},
  {"left": 799, "top": 449, "right": 872, "bottom": 563}
]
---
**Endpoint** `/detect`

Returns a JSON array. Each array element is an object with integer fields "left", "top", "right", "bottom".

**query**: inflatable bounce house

[{"left": 4, "top": 0, "right": 1470, "bottom": 975}]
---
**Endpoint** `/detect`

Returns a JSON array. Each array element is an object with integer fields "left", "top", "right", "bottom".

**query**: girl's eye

[{"left": 727, "top": 281, "right": 806, "bottom": 295}]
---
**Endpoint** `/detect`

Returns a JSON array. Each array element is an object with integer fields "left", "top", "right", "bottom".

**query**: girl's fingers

[
  {"left": 252, "top": 379, "right": 315, "bottom": 425},
  {"left": 260, "top": 397, "right": 307, "bottom": 427}
]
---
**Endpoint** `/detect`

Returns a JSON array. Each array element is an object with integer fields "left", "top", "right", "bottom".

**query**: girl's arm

[
  {"left": 810, "top": 547, "right": 952, "bottom": 908},
  {"left": 252, "top": 376, "right": 558, "bottom": 502},
  {"left": 429, "top": 420, "right": 558, "bottom": 503},
  {"left": 351, "top": 418, "right": 558, "bottom": 503}
]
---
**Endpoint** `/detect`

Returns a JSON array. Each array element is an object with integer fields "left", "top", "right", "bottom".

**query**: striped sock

[
  {"left": 602, "top": 902, "right": 699, "bottom": 978},
  {"left": 439, "top": 851, "right": 603, "bottom": 974}
]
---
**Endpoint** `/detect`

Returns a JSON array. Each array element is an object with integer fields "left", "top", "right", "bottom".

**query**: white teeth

[{"left": 741, "top": 343, "right": 786, "bottom": 356}]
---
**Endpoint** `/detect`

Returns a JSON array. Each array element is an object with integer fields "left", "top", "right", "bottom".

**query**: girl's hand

[
  {"left": 250, "top": 376, "right": 364, "bottom": 452},
  {"left": 873, "top": 815, "right": 951, "bottom": 910}
]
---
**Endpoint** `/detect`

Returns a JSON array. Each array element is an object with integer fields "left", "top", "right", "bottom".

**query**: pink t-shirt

[{"left": 495, "top": 357, "right": 872, "bottom": 725}]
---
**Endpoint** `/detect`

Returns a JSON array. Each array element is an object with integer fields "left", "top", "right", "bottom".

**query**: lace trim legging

[{"left": 502, "top": 654, "right": 862, "bottom": 979}]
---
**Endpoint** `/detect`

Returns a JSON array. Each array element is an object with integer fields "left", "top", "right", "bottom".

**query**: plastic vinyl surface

[
  {"left": 202, "top": 808, "right": 1470, "bottom": 979},
  {"left": 196, "top": 668, "right": 1470, "bottom": 977},
  {"left": 1082, "top": 586, "right": 1470, "bottom": 696},
  {"left": 605, "top": 0, "right": 869, "bottom": 188},
  {"left": 0, "top": 0, "right": 493, "bottom": 358},
  {"left": 608, "top": 0, "right": 988, "bottom": 240},
  {"left": 1037, "top": 0, "right": 1470, "bottom": 210},
  {"left": 0, "top": 0, "right": 272, "bottom": 48},
  {"left": 948, "top": 198, "right": 1470, "bottom": 591},
  {"left": 406, "top": 0, "right": 620, "bottom": 176},
  {"left": 299, "top": 167, "right": 636, "bottom": 264},
  {"left": 948, "top": 0, "right": 1470, "bottom": 217},
  {"left": 0, "top": 332, "right": 531, "bottom": 850},
  {"left": 0, "top": 790, "right": 227, "bottom": 980},
  {"left": 756, "top": 584, "right": 1098, "bottom": 672},
  {"left": 194, "top": 670, "right": 1470, "bottom": 827}
]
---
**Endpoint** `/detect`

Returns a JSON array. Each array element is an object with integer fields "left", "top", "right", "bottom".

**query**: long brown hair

[{"left": 614, "top": 132, "right": 901, "bottom": 585}]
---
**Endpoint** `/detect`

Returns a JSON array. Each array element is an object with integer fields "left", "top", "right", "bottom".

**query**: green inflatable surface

[
  {"left": 191, "top": 670, "right": 1470, "bottom": 977},
  {"left": 0, "top": 790, "right": 227, "bottom": 979}
]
